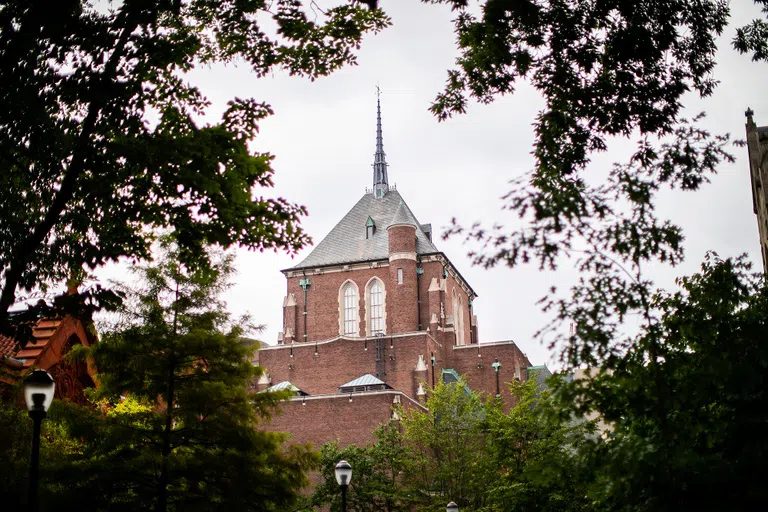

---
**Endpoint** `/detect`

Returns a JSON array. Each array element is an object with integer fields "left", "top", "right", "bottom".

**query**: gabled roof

[
  {"left": 289, "top": 190, "right": 438, "bottom": 270},
  {"left": 1, "top": 318, "right": 63, "bottom": 368},
  {"left": 339, "top": 373, "right": 386, "bottom": 388},
  {"left": 265, "top": 381, "right": 307, "bottom": 395}
]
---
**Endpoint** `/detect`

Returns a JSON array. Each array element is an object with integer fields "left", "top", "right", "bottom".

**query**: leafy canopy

[
  {"left": 0, "top": 0, "right": 388, "bottom": 333},
  {"left": 311, "top": 376, "right": 594, "bottom": 512},
  {"left": 57, "top": 242, "right": 318, "bottom": 511},
  {"left": 553, "top": 254, "right": 768, "bottom": 511}
]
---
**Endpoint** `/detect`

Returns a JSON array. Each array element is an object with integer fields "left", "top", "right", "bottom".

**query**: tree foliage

[
  {"left": 421, "top": 3, "right": 768, "bottom": 508},
  {"left": 401, "top": 379, "right": 493, "bottom": 510},
  {"left": 553, "top": 254, "right": 768, "bottom": 511},
  {"left": 0, "top": 0, "right": 388, "bottom": 339},
  {"left": 429, "top": 0, "right": 728, "bottom": 170},
  {"left": 311, "top": 377, "right": 591, "bottom": 512},
  {"left": 311, "top": 423, "right": 412, "bottom": 512},
  {"left": 483, "top": 376, "right": 593, "bottom": 512},
  {"left": 38, "top": 243, "right": 318, "bottom": 512},
  {"left": 422, "top": 4, "right": 768, "bottom": 507}
]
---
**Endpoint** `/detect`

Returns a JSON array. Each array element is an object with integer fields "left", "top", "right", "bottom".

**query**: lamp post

[
  {"left": 335, "top": 460, "right": 352, "bottom": 512},
  {"left": 23, "top": 370, "right": 55, "bottom": 512},
  {"left": 447, "top": 501, "right": 459, "bottom": 512}
]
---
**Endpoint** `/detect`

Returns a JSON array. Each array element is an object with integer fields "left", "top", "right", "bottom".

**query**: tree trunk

[{"left": 157, "top": 356, "right": 174, "bottom": 512}]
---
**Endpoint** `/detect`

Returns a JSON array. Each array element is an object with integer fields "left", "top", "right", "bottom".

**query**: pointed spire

[{"left": 373, "top": 86, "right": 389, "bottom": 198}]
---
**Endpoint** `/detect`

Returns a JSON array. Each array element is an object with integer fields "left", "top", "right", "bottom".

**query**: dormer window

[{"left": 365, "top": 216, "right": 376, "bottom": 239}]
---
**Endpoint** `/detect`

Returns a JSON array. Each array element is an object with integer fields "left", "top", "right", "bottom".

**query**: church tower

[{"left": 256, "top": 96, "right": 533, "bottom": 448}]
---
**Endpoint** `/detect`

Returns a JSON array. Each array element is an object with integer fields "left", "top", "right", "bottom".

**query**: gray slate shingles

[{"left": 290, "top": 190, "right": 438, "bottom": 270}]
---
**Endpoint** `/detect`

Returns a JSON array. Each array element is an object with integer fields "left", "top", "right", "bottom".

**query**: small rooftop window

[{"left": 365, "top": 216, "right": 376, "bottom": 239}]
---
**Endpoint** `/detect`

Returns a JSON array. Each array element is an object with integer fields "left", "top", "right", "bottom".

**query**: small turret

[{"left": 388, "top": 200, "right": 418, "bottom": 332}]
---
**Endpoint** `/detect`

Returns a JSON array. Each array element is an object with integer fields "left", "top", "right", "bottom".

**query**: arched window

[
  {"left": 452, "top": 289, "right": 465, "bottom": 346},
  {"left": 368, "top": 279, "right": 384, "bottom": 335},
  {"left": 341, "top": 282, "right": 358, "bottom": 336}
]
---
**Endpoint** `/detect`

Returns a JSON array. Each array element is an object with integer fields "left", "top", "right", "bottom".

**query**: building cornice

[
  {"left": 260, "top": 330, "right": 441, "bottom": 351},
  {"left": 288, "top": 389, "right": 428, "bottom": 411},
  {"left": 420, "top": 252, "right": 478, "bottom": 299},
  {"left": 452, "top": 339, "right": 519, "bottom": 349},
  {"left": 389, "top": 251, "right": 417, "bottom": 262}
]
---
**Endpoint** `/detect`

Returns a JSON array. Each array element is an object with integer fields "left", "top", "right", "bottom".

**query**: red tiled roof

[
  {"left": 0, "top": 333, "right": 17, "bottom": 357},
  {"left": 0, "top": 318, "right": 63, "bottom": 368}
]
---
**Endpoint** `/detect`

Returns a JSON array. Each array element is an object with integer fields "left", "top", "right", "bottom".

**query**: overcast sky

[{"left": 95, "top": 1, "right": 768, "bottom": 368}]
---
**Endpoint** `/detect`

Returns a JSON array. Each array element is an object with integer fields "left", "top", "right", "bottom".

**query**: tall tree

[
  {"left": 420, "top": 8, "right": 768, "bottom": 507},
  {"left": 311, "top": 423, "right": 413, "bottom": 512},
  {"left": 484, "top": 375, "right": 594, "bottom": 512},
  {"left": 400, "top": 379, "right": 495, "bottom": 510},
  {"left": 426, "top": 0, "right": 743, "bottom": 371},
  {"left": 60, "top": 242, "right": 317, "bottom": 512},
  {"left": 0, "top": 0, "right": 388, "bottom": 339},
  {"left": 555, "top": 254, "right": 768, "bottom": 511}
]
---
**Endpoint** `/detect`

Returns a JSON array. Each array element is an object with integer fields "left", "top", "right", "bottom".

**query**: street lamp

[
  {"left": 24, "top": 369, "right": 55, "bottom": 512},
  {"left": 335, "top": 460, "right": 352, "bottom": 512},
  {"left": 447, "top": 501, "right": 459, "bottom": 512}
]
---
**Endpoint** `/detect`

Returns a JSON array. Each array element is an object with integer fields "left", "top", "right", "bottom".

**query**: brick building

[
  {"left": 1, "top": 313, "right": 96, "bottom": 405},
  {"left": 258, "top": 97, "right": 533, "bottom": 447},
  {"left": 746, "top": 109, "right": 768, "bottom": 274}
]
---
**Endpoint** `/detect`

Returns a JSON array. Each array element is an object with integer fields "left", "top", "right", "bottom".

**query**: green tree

[
  {"left": 484, "top": 375, "right": 594, "bottom": 512},
  {"left": 554, "top": 254, "right": 768, "bottom": 511},
  {"left": 311, "top": 423, "right": 413, "bottom": 512},
  {"left": 400, "top": 379, "right": 494, "bottom": 511},
  {"left": 422, "top": 4, "right": 768, "bottom": 508},
  {"left": 0, "top": 395, "right": 96, "bottom": 512},
  {"left": 53, "top": 242, "right": 318, "bottom": 512},
  {"left": 0, "top": 0, "right": 388, "bottom": 339}
]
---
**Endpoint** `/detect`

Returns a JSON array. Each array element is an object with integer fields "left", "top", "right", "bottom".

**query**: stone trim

[
  {"left": 452, "top": 339, "right": 518, "bottom": 349},
  {"left": 338, "top": 279, "right": 360, "bottom": 337},
  {"left": 288, "top": 389, "right": 428, "bottom": 411},
  {"left": 259, "top": 330, "right": 440, "bottom": 351},
  {"left": 282, "top": 259, "right": 390, "bottom": 277},
  {"left": 388, "top": 251, "right": 417, "bottom": 262}
]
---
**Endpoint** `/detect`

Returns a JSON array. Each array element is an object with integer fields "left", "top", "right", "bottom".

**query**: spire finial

[{"left": 373, "top": 86, "right": 389, "bottom": 198}]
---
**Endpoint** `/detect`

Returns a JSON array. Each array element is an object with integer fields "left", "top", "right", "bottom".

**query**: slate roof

[
  {"left": 339, "top": 373, "right": 387, "bottom": 388},
  {"left": 290, "top": 190, "right": 438, "bottom": 270}
]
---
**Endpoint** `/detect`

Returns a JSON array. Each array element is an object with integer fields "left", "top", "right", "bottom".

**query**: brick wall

[
  {"left": 259, "top": 332, "right": 444, "bottom": 398},
  {"left": 447, "top": 341, "right": 532, "bottom": 411},
  {"left": 286, "top": 267, "right": 391, "bottom": 342},
  {"left": 388, "top": 224, "right": 419, "bottom": 334},
  {"left": 262, "top": 391, "right": 426, "bottom": 448},
  {"left": 386, "top": 224, "right": 416, "bottom": 254},
  {"left": 259, "top": 334, "right": 531, "bottom": 412},
  {"left": 280, "top": 256, "right": 474, "bottom": 350}
]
